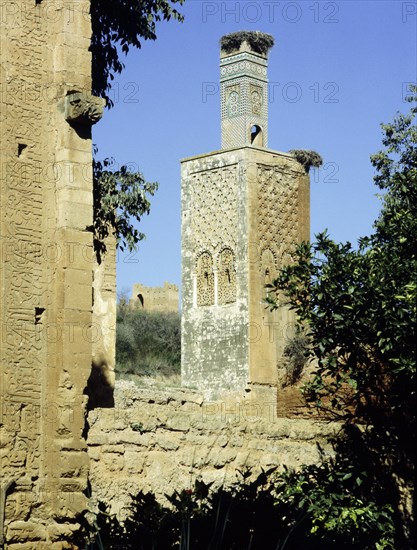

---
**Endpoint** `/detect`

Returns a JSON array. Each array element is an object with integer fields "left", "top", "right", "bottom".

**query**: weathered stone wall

[
  {"left": 181, "top": 33, "right": 310, "bottom": 405},
  {"left": 1, "top": 1, "right": 102, "bottom": 547},
  {"left": 181, "top": 147, "right": 308, "bottom": 402},
  {"left": 181, "top": 150, "right": 249, "bottom": 400},
  {"left": 130, "top": 281, "right": 179, "bottom": 313},
  {"left": 91, "top": 236, "right": 117, "bottom": 408},
  {"left": 87, "top": 381, "right": 339, "bottom": 518}
]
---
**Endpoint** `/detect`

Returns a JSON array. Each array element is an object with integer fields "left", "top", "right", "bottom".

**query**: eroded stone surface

[
  {"left": 130, "top": 281, "right": 179, "bottom": 312},
  {"left": 87, "top": 381, "right": 339, "bottom": 519},
  {"left": 181, "top": 36, "right": 310, "bottom": 403},
  {"left": 0, "top": 1, "right": 98, "bottom": 546}
]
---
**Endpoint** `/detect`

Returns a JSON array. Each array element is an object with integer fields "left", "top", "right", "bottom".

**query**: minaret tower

[
  {"left": 220, "top": 31, "right": 271, "bottom": 149},
  {"left": 181, "top": 32, "right": 311, "bottom": 405}
]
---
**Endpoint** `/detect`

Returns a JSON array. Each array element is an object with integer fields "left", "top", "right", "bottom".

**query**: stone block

[
  {"left": 7, "top": 521, "right": 46, "bottom": 543},
  {"left": 124, "top": 450, "right": 145, "bottom": 475},
  {"left": 166, "top": 413, "right": 191, "bottom": 432},
  {"left": 156, "top": 433, "right": 181, "bottom": 451},
  {"left": 213, "top": 448, "right": 237, "bottom": 468},
  {"left": 88, "top": 447, "right": 101, "bottom": 461},
  {"left": 103, "top": 452, "right": 125, "bottom": 472},
  {"left": 57, "top": 201, "right": 92, "bottom": 231},
  {"left": 46, "top": 522, "right": 80, "bottom": 543},
  {"left": 63, "top": 282, "right": 92, "bottom": 312}
]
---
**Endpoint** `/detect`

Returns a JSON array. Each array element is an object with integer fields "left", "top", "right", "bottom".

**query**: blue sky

[{"left": 92, "top": 0, "right": 417, "bottom": 298}]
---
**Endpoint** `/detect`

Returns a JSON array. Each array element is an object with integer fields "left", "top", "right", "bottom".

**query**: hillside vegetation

[{"left": 116, "top": 303, "right": 181, "bottom": 382}]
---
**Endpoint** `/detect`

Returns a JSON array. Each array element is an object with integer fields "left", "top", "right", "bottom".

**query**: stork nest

[
  {"left": 220, "top": 31, "right": 274, "bottom": 55},
  {"left": 288, "top": 150, "right": 323, "bottom": 173}
]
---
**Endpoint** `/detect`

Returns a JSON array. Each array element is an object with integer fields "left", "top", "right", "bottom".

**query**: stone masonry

[
  {"left": 88, "top": 381, "right": 339, "bottom": 519},
  {"left": 130, "top": 281, "right": 179, "bottom": 313},
  {"left": 181, "top": 33, "right": 310, "bottom": 403},
  {"left": 0, "top": 2, "right": 104, "bottom": 547}
]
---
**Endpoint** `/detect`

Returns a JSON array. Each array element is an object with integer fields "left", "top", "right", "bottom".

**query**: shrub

[{"left": 116, "top": 307, "right": 181, "bottom": 378}]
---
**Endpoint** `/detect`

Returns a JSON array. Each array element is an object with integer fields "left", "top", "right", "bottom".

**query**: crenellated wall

[{"left": 130, "top": 281, "right": 179, "bottom": 313}]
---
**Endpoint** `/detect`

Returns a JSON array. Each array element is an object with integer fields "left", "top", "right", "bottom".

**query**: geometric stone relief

[
  {"left": 257, "top": 164, "right": 299, "bottom": 271},
  {"left": 250, "top": 84, "right": 262, "bottom": 115},
  {"left": 217, "top": 247, "right": 236, "bottom": 305},
  {"left": 190, "top": 166, "right": 238, "bottom": 252},
  {"left": 226, "top": 85, "right": 240, "bottom": 118},
  {"left": 196, "top": 251, "right": 215, "bottom": 307}
]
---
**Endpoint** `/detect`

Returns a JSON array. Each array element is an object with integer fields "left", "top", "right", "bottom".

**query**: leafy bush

[
  {"left": 266, "top": 87, "right": 416, "bottom": 547},
  {"left": 89, "top": 460, "right": 395, "bottom": 549},
  {"left": 116, "top": 306, "right": 181, "bottom": 378}
]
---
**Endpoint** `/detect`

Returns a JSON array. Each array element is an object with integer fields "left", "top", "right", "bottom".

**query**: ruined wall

[
  {"left": 87, "top": 381, "right": 339, "bottom": 518},
  {"left": 130, "top": 281, "right": 179, "bottom": 313},
  {"left": 0, "top": 1, "right": 103, "bottom": 546},
  {"left": 91, "top": 236, "right": 117, "bottom": 408}
]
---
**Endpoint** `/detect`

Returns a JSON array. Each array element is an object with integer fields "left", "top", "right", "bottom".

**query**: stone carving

[
  {"left": 217, "top": 247, "right": 236, "bottom": 305},
  {"left": 250, "top": 84, "right": 262, "bottom": 115},
  {"left": 1, "top": 0, "right": 108, "bottom": 545},
  {"left": 196, "top": 252, "right": 215, "bottom": 307},
  {"left": 226, "top": 85, "right": 240, "bottom": 117},
  {"left": 190, "top": 167, "right": 238, "bottom": 252},
  {"left": 0, "top": 481, "right": 15, "bottom": 547},
  {"left": 63, "top": 92, "right": 105, "bottom": 125},
  {"left": 257, "top": 164, "right": 299, "bottom": 270},
  {"left": 220, "top": 33, "right": 269, "bottom": 149}
]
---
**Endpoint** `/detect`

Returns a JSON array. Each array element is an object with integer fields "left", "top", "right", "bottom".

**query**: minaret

[
  {"left": 181, "top": 32, "right": 311, "bottom": 406},
  {"left": 220, "top": 31, "right": 271, "bottom": 148}
]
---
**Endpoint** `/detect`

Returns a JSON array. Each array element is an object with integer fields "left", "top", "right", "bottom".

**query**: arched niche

[
  {"left": 196, "top": 252, "right": 215, "bottom": 307},
  {"left": 217, "top": 248, "right": 236, "bottom": 305},
  {"left": 250, "top": 124, "right": 263, "bottom": 146}
]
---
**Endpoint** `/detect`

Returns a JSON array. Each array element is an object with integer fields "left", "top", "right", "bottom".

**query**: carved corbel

[{"left": 62, "top": 92, "right": 105, "bottom": 126}]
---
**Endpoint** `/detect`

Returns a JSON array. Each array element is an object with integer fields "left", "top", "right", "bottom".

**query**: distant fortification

[{"left": 130, "top": 282, "right": 179, "bottom": 313}]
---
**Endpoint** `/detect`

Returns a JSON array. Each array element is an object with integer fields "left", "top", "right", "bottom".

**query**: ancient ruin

[
  {"left": 0, "top": 1, "right": 106, "bottom": 546},
  {"left": 1, "top": 13, "right": 328, "bottom": 544},
  {"left": 181, "top": 32, "right": 311, "bottom": 403},
  {"left": 130, "top": 282, "right": 179, "bottom": 313}
]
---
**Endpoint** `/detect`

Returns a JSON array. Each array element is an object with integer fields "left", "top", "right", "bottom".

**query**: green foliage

[
  {"left": 220, "top": 31, "right": 274, "bottom": 55},
  {"left": 116, "top": 305, "right": 181, "bottom": 379},
  {"left": 90, "top": 461, "right": 396, "bottom": 549},
  {"left": 90, "top": 0, "right": 185, "bottom": 106},
  {"left": 267, "top": 92, "right": 416, "bottom": 545},
  {"left": 274, "top": 428, "right": 396, "bottom": 549},
  {"left": 268, "top": 93, "right": 416, "bottom": 424},
  {"left": 89, "top": 470, "right": 289, "bottom": 549},
  {"left": 90, "top": 1, "right": 184, "bottom": 255},
  {"left": 92, "top": 155, "right": 158, "bottom": 259}
]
